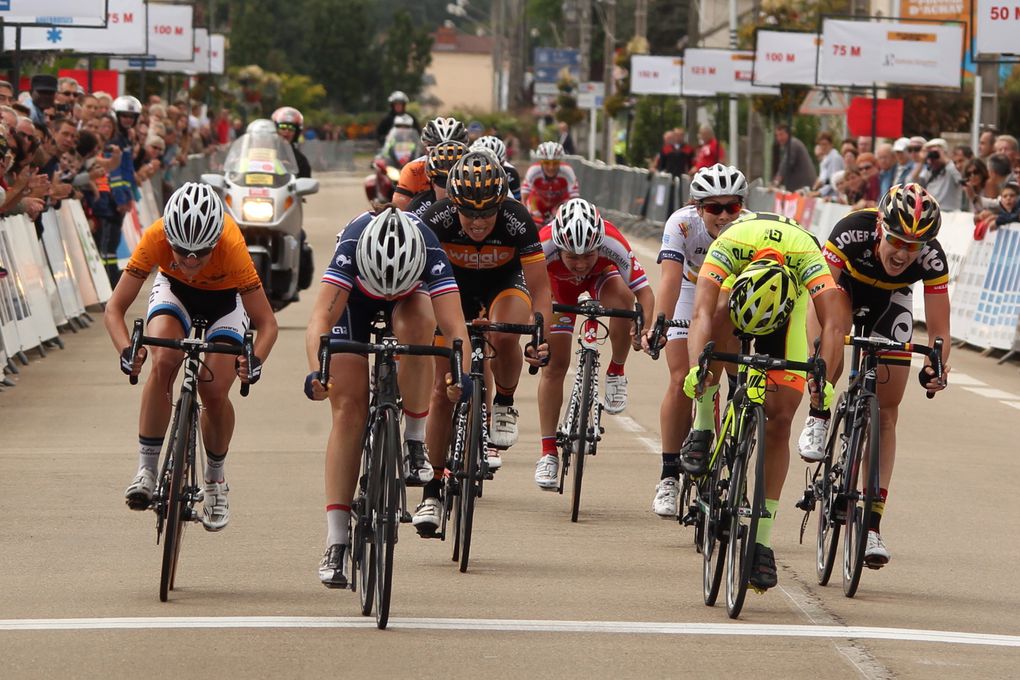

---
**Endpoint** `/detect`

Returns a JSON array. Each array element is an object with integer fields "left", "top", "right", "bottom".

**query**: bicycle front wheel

[
  {"left": 373, "top": 408, "right": 401, "bottom": 629},
  {"left": 159, "top": 392, "right": 194, "bottom": 603},
  {"left": 702, "top": 454, "right": 728, "bottom": 606},
  {"left": 458, "top": 386, "right": 484, "bottom": 573},
  {"left": 843, "top": 395, "right": 880, "bottom": 598},
  {"left": 725, "top": 405, "right": 766, "bottom": 619},
  {"left": 570, "top": 351, "right": 595, "bottom": 523},
  {"left": 816, "top": 399, "right": 847, "bottom": 586}
]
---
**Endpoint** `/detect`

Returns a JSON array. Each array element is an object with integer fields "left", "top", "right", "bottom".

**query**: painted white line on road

[
  {"left": 613, "top": 415, "right": 645, "bottom": 433},
  {"left": 1001, "top": 401, "right": 1020, "bottom": 410},
  {"left": 637, "top": 436, "right": 661, "bottom": 454},
  {"left": 947, "top": 372, "right": 985, "bottom": 387},
  {"left": 962, "top": 387, "right": 1020, "bottom": 401},
  {"left": 2, "top": 616, "right": 1018, "bottom": 648}
]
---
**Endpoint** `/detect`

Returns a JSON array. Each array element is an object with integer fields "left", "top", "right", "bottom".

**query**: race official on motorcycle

[
  {"left": 272, "top": 106, "right": 311, "bottom": 179},
  {"left": 376, "top": 91, "right": 420, "bottom": 146}
]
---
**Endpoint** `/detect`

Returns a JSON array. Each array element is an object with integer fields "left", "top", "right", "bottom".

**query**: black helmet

[{"left": 447, "top": 151, "right": 509, "bottom": 213}]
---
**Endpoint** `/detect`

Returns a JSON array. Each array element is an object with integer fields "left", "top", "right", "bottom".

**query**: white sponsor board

[
  {"left": 682, "top": 49, "right": 780, "bottom": 96},
  {"left": 210, "top": 34, "right": 226, "bottom": 75},
  {"left": 577, "top": 81, "right": 605, "bottom": 109},
  {"left": 816, "top": 18, "right": 963, "bottom": 88},
  {"left": 629, "top": 55, "right": 682, "bottom": 95},
  {"left": 3, "top": 0, "right": 145, "bottom": 55},
  {"left": 111, "top": 27, "right": 209, "bottom": 74},
  {"left": 974, "top": 0, "right": 1020, "bottom": 55},
  {"left": 1, "top": 1, "right": 107, "bottom": 24},
  {"left": 753, "top": 30, "right": 818, "bottom": 86},
  {"left": 145, "top": 2, "right": 194, "bottom": 61}
]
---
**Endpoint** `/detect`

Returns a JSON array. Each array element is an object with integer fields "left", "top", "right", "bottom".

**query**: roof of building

[{"left": 432, "top": 25, "right": 493, "bottom": 55}]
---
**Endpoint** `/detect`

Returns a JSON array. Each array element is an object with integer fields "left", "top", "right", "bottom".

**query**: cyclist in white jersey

[{"left": 642, "top": 164, "right": 749, "bottom": 518}]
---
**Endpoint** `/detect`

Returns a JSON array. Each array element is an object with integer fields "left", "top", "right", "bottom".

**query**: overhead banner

[
  {"left": 3, "top": 0, "right": 145, "bottom": 55},
  {"left": 1, "top": 1, "right": 107, "bottom": 25},
  {"left": 816, "top": 18, "right": 964, "bottom": 89},
  {"left": 682, "top": 49, "right": 780, "bottom": 96},
  {"left": 209, "top": 34, "right": 225, "bottom": 75},
  {"left": 752, "top": 30, "right": 818, "bottom": 86},
  {"left": 110, "top": 27, "right": 209, "bottom": 74},
  {"left": 900, "top": 0, "right": 970, "bottom": 21},
  {"left": 973, "top": 0, "right": 1020, "bottom": 55},
  {"left": 144, "top": 2, "right": 194, "bottom": 61},
  {"left": 629, "top": 55, "right": 682, "bottom": 95}
]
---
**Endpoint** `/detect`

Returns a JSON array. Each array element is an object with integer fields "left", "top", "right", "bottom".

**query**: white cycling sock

[
  {"left": 326, "top": 504, "right": 351, "bottom": 546},
  {"left": 403, "top": 409, "right": 427, "bottom": 442},
  {"left": 138, "top": 435, "right": 163, "bottom": 472}
]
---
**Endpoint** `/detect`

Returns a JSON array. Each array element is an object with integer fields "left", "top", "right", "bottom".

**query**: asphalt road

[{"left": 2, "top": 174, "right": 1019, "bottom": 679}]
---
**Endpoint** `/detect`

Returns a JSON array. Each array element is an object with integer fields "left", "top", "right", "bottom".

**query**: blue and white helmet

[{"left": 355, "top": 209, "right": 427, "bottom": 297}]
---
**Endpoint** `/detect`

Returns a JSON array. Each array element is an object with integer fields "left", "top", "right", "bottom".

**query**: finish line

[{"left": 2, "top": 616, "right": 1018, "bottom": 648}]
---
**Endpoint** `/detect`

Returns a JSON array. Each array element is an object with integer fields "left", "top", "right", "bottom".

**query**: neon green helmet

[{"left": 728, "top": 260, "right": 799, "bottom": 336}]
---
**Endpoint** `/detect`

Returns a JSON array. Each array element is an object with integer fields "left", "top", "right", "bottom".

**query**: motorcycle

[
  {"left": 363, "top": 156, "right": 400, "bottom": 210},
  {"left": 202, "top": 126, "right": 318, "bottom": 311}
]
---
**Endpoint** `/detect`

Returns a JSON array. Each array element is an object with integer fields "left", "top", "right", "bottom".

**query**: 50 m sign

[{"left": 975, "top": 1, "right": 1020, "bottom": 54}]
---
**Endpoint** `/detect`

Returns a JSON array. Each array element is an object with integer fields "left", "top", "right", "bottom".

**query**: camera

[{"left": 926, "top": 149, "right": 941, "bottom": 161}]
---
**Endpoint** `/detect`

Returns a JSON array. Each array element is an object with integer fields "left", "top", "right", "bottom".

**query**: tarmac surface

[{"left": 2, "top": 174, "right": 1019, "bottom": 679}]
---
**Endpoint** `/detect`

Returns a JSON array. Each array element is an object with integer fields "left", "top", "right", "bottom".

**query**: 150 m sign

[{"left": 975, "top": 1, "right": 1020, "bottom": 54}]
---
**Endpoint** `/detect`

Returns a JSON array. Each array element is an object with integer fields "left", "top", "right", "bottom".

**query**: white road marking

[
  {"left": 607, "top": 414, "right": 660, "bottom": 453},
  {"left": 637, "top": 436, "right": 661, "bottom": 454},
  {"left": 613, "top": 414, "right": 644, "bottom": 432},
  {"left": 1001, "top": 401, "right": 1020, "bottom": 410},
  {"left": 947, "top": 372, "right": 985, "bottom": 387},
  {"left": 962, "top": 387, "right": 1020, "bottom": 401},
  {"left": 2, "top": 616, "right": 1018, "bottom": 647}
]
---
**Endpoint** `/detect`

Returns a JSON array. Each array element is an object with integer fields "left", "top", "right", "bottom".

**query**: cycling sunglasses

[
  {"left": 171, "top": 244, "right": 215, "bottom": 259},
  {"left": 881, "top": 230, "right": 925, "bottom": 253},
  {"left": 458, "top": 205, "right": 500, "bottom": 219},
  {"left": 276, "top": 123, "right": 299, "bottom": 132},
  {"left": 699, "top": 199, "right": 743, "bottom": 215}
]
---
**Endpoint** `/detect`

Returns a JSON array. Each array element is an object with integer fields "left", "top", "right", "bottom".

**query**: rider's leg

[
  {"left": 870, "top": 361, "right": 909, "bottom": 533},
  {"left": 138, "top": 314, "right": 186, "bottom": 449},
  {"left": 487, "top": 290, "right": 532, "bottom": 450},
  {"left": 425, "top": 355, "right": 454, "bottom": 472},
  {"left": 197, "top": 352, "right": 239, "bottom": 477},
  {"left": 537, "top": 331, "right": 574, "bottom": 451},
  {"left": 660, "top": 337, "right": 692, "bottom": 477},
  {"left": 392, "top": 293, "right": 438, "bottom": 443},
  {"left": 597, "top": 276, "right": 637, "bottom": 367},
  {"left": 325, "top": 353, "right": 371, "bottom": 545},
  {"left": 758, "top": 384, "right": 801, "bottom": 546}
]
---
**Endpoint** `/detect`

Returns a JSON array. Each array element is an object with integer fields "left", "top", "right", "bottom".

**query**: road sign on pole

[{"left": 799, "top": 87, "right": 850, "bottom": 115}]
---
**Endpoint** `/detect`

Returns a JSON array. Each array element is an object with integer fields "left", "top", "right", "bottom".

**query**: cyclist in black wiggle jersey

[
  {"left": 411, "top": 151, "right": 552, "bottom": 537},
  {"left": 406, "top": 140, "right": 467, "bottom": 219}
]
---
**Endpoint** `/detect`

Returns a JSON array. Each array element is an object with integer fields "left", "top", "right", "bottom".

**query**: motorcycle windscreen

[{"left": 224, "top": 131, "right": 300, "bottom": 189}]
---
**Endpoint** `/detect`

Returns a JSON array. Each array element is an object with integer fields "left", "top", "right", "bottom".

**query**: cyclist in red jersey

[
  {"left": 521, "top": 141, "right": 579, "bottom": 226},
  {"left": 533, "top": 199, "right": 654, "bottom": 488}
]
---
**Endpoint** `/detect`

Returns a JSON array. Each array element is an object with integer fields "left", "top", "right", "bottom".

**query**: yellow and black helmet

[
  {"left": 447, "top": 150, "right": 509, "bottom": 212},
  {"left": 728, "top": 259, "right": 799, "bottom": 336},
  {"left": 878, "top": 183, "right": 941, "bottom": 241},
  {"left": 425, "top": 140, "right": 468, "bottom": 188}
]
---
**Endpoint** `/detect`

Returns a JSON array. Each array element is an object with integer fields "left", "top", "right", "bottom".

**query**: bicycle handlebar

[
  {"left": 647, "top": 313, "right": 690, "bottom": 360},
  {"left": 553, "top": 300, "right": 644, "bottom": 342},
  {"left": 317, "top": 335, "right": 463, "bottom": 389},
  {"left": 468, "top": 313, "right": 545, "bottom": 375},
  {"left": 695, "top": 340, "right": 826, "bottom": 397},
  {"left": 844, "top": 334, "right": 945, "bottom": 399},
  {"left": 127, "top": 318, "right": 255, "bottom": 396}
]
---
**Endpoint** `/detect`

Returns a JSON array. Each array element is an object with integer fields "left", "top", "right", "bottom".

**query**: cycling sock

[
  {"left": 541, "top": 435, "right": 557, "bottom": 457},
  {"left": 205, "top": 451, "right": 227, "bottom": 483},
  {"left": 423, "top": 478, "right": 442, "bottom": 500},
  {"left": 693, "top": 383, "right": 720, "bottom": 431},
  {"left": 138, "top": 435, "right": 163, "bottom": 472},
  {"left": 869, "top": 488, "right": 888, "bottom": 533},
  {"left": 403, "top": 408, "right": 428, "bottom": 442},
  {"left": 326, "top": 504, "right": 351, "bottom": 546},
  {"left": 809, "top": 407, "right": 831, "bottom": 420},
  {"left": 756, "top": 498, "right": 780, "bottom": 548},
  {"left": 661, "top": 453, "right": 681, "bottom": 480},
  {"left": 607, "top": 360, "right": 625, "bottom": 376},
  {"left": 493, "top": 385, "right": 515, "bottom": 407}
]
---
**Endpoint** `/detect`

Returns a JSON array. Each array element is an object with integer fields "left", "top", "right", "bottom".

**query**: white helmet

[
  {"left": 690, "top": 163, "right": 748, "bottom": 201},
  {"left": 245, "top": 118, "right": 277, "bottom": 135},
  {"left": 112, "top": 95, "right": 142, "bottom": 116},
  {"left": 422, "top": 117, "right": 468, "bottom": 146},
  {"left": 392, "top": 114, "right": 414, "bottom": 129},
  {"left": 471, "top": 135, "right": 507, "bottom": 163},
  {"left": 355, "top": 209, "right": 427, "bottom": 298},
  {"left": 164, "top": 182, "right": 224, "bottom": 253},
  {"left": 388, "top": 90, "right": 409, "bottom": 104},
  {"left": 551, "top": 198, "right": 605, "bottom": 255},
  {"left": 535, "top": 141, "right": 564, "bottom": 161}
]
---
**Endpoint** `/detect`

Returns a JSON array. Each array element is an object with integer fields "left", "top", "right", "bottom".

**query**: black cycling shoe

[
  {"left": 318, "top": 544, "right": 350, "bottom": 589},
  {"left": 403, "top": 440, "right": 434, "bottom": 487},
  {"left": 748, "top": 544, "right": 778, "bottom": 592},
  {"left": 680, "top": 429, "right": 713, "bottom": 476}
]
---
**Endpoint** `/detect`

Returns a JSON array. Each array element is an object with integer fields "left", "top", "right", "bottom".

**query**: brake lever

[
  {"left": 317, "top": 334, "right": 331, "bottom": 387},
  {"left": 927, "top": 337, "right": 944, "bottom": 400},
  {"left": 240, "top": 330, "right": 254, "bottom": 397},
  {"left": 528, "top": 312, "right": 546, "bottom": 375},
  {"left": 128, "top": 319, "right": 143, "bottom": 385},
  {"left": 648, "top": 313, "right": 666, "bottom": 361}
]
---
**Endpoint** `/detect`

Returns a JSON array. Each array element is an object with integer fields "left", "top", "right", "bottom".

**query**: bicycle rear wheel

[
  {"left": 702, "top": 453, "right": 728, "bottom": 606},
  {"left": 843, "top": 395, "right": 879, "bottom": 598},
  {"left": 457, "top": 389, "right": 484, "bottom": 573},
  {"left": 159, "top": 393, "right": 193, "bottom": 603},
  {"left": 816, "top": 399, "right": 847, "bottom": 586},
  {"left": 725, "top": 405, "right": 766, "bottom": 619},
  {"left": 570, "top": 351, "right": 595, "bottom": 523},
  {"left": 373, "top": 408, "right": 401, "bottom": 629}
]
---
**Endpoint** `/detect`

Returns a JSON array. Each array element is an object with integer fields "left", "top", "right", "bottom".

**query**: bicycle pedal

[
  {"left": 750, "top": 584, "right": 768, "bottom": 595},
  {"left": 414, "top": 525, "right": 441, "bottom": 539},
  {"left": 399, "top": 512, "right": 412, "bottom": 523}
]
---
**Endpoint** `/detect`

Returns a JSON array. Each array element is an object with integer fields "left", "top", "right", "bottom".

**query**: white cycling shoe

[
  {"left": 489, "top": 405, "right": 519, "bottom": 449},
  {"left": 125, "top": 468, "right": 156, "bottom": 510},
  {"left": 201, "top": 480, "right": 230, "bottom": 531},
  {"left": 865, "top": 531, "right": 891, "bottom": 567},
  {"left": 604, "top": 374, "right": 628, "bottom": 414},
  {"left": 652, "top": 478, "right": 679, "bottom": 518},
  {"left": 798, "top": 415, "right": 829, "bottom": 462},
  {"left": 412, "top": 497, "right": 443, "bottom": 537},
  {"left": 534, "top": 454, "right": 559, "bottom": 490}
]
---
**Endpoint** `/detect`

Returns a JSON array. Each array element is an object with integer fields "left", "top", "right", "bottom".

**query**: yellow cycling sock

[
  {"left": 693, "top": 383, "right": 719, "bottom": 430},
  {"left": 756, "top": 498, "right": 780, "bottom": 548}
]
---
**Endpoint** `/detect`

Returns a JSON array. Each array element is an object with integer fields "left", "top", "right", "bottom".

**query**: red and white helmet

[
  {"left": 271, "top": 106, "right": 304, "bottom": 130},
  {"left": 551, "top": 198, "right": 605, "bottom": 255},
  {"left": 535, "top": 141, "right": 565, "bottom": 161}
]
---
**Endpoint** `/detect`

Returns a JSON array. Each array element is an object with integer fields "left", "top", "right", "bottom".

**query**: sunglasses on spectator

[
  {"left": 171, "top": 245, "right": 214, "bottom": 260},
  {"left": 858, "top": 164, "right": 874, "bottom": 171},
  {"left": 458, "top": 205, "right": 500, "bottom": 219},
  {"left": 908, "top": 145, "right": 922, "bottom": 152},
  {"left": 882, "top": 230, "right": 926, "bottom": 253},
  {"left": 700, "top": 200, "right": 743, "bottom": 215}
]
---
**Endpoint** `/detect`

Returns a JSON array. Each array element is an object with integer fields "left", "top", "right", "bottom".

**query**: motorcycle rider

[
  {"left": 376, "top": 91, "right": 420, "bottom": 146},
  {"left": 379, "top": 114, "right": 424, "bottom": 171},
  {"left": 272, "top": 106, "right": 311, "bottom": 179}
]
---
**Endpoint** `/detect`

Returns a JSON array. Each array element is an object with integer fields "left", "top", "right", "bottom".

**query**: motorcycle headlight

[{"left": 242, "top": 198, "right": 274, "bottom": 223}]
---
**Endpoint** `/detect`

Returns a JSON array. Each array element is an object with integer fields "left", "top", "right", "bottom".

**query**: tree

[
  {"left": 296, "top": 0, "right": 377, "bottom": 111},
  {"left": 377, "top": 10, "right": 434, "bottom": 110},
  {"left": 228, "top": 0, "right": 287, "bottom": 71}
]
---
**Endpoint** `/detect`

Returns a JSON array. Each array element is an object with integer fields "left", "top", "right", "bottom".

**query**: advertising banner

[
  {"left": 682, "top": 49, "right": 780, "bottom": 96},
  {"left": 209, "top": 34, "right": 226, "bottom": 75},
  {"left": 973, "top": 0, "right": 1020, "bottom": 55},
  {"left": 629, "top": 55, "right": 682, "bottom": 95},
  {"left": 752, "top": 30, "right": 818, "bottom": 86},
  {"left": 816, "top": 18, "right": 964, "bottom": 89},
  {"left": 1, "top": 1, "right": 107, "bottom": 24},
  {"left": 144, "top": 2, "right": 194, "bottom": 61},
  {"left": 3, "top": 0, "right": 145, "bottom": 55}
]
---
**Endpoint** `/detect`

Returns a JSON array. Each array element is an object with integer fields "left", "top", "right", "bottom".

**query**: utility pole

[
  {"left": 492, "top": 0, "right": 505, "bottom": 111},
  {"left": 728, "top": 0, "right": 738, "bottom": 169},
  {"left": 507, "top": 0, "right": 527, "bottom": 110},
  {"left": 579, "top": 0, "right": 591, "bottom": 82},
  {"left": 685, "top": 0, "right": 700, "bottom": 142},
  {"left": 601, "top": 0, "right": 616, "bottom": 162},
  {"left": 634, "top": 0, "right": 647, "bottom": 42}
]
